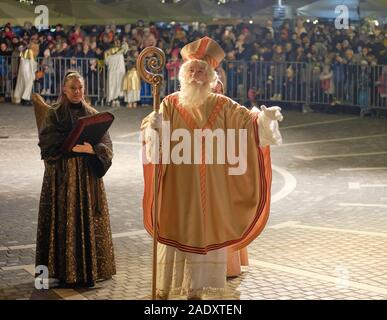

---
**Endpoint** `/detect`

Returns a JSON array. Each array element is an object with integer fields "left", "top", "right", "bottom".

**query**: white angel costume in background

[
  {"left": 14, "top": 49, "right": 37, "bottom": 104},
  {"left": 105, "top": 43, "right": 128, "bottom": 104}
]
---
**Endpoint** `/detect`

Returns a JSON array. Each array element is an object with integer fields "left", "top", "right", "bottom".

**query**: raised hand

[
  {"left": 149, "top": 111, "right": 162, "bottom": 129},
  {"left": 261, "top": 105, "right": 283, "bottom": 122},
  {"left": 258, "top": 105, "right": 283, "bottom": 147}
]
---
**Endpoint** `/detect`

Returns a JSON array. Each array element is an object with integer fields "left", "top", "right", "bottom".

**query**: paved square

[{"left": 0, "top": 103, "right": 386, "bottom": 300}]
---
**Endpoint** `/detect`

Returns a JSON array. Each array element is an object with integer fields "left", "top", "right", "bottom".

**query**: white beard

[{"left": 179, "top": 78, "right": 212, "bottom": 110}]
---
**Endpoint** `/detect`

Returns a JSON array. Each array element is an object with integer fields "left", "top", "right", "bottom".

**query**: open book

[{"left": 61, "top": 112, "right": 115, "bottom": 153}]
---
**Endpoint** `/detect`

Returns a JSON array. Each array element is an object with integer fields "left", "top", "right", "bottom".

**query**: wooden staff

[{"left": 136, "top": 47, "right": 166, "bottom": 300}]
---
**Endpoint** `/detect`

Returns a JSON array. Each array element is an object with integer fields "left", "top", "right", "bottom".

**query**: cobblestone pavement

[{"left": 0, "top": 103, "right": 386, "bottom": 300}]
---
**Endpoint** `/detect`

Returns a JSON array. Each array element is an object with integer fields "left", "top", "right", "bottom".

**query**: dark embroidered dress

[{"left": 36, "top": 101, "right": 116, "bottom": 286}]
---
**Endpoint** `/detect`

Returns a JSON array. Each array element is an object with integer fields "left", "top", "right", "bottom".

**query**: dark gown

[{"left": 36, "top": 101, "right": 116, "bottom": 286}]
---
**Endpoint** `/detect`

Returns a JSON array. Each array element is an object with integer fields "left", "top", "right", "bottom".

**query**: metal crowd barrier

[
  {"left": 34, "top": 57, "right": 106, "bottom": 105},
  {"left": 0, "top": 55, "right": 15, "bottom": 101},
  {"left": 0, "top": 56, "right": 386, "bottom": 111},
  {"left": 221, "top": 60, "right": 387, "bottom": 110}
]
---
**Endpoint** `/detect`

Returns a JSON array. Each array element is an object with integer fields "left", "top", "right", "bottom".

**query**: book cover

[{"left": 61, "top": 112, "right": 114, "bottom": 153}]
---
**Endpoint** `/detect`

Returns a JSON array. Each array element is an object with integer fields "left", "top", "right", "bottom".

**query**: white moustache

[{"left": 188, "top": 77, "right": 204, "bottom": 85}]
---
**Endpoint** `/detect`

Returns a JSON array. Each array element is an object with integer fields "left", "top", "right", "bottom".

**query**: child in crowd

[{"left": 122, "top": 60, "right": 141, "bottom": 108}]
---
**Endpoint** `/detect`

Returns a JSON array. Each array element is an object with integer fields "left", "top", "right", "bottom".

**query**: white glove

[
  {"left": 261, "top": 105, "right": 283, "bottom": 122},
  {"left": 257, "top": 105, "right": 283, "bottom": 147},
  {"left": 149, "top": 111, "right": 162, "bottom": 129},
  {"left": 143, "top": 111, "right": 162, "bottom": 163}
]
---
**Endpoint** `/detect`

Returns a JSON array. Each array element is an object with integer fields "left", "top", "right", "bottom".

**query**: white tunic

[
  {"left": 157, "top": 243, "right": 227, "bottom": 298},
  {"left": 105, "top": 53, "right": 125, "bottom": 102},
  {"left": 14, "top": 57, "right": 37, "bottom": 102}
]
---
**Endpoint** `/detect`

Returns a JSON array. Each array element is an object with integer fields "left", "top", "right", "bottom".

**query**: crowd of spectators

[
  {"left": 1, "top": 18, "right": 386, "bottom": 63},
  {"left": 0, "top": 18, "right": 386, "bottom": 110}
]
